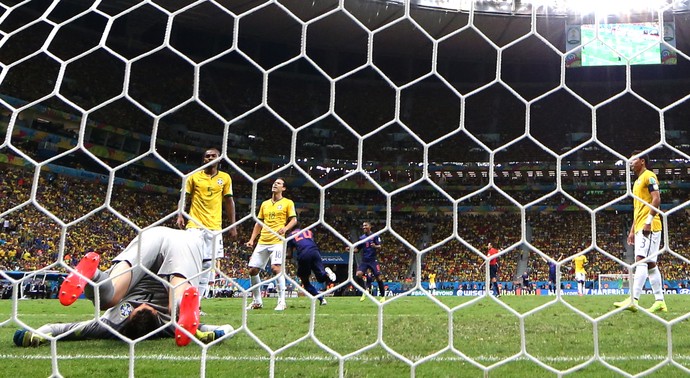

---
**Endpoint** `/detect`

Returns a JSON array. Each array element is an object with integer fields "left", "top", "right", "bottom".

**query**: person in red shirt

[{"left": 482, "top": 242, "right": 500, "bottom": 297}]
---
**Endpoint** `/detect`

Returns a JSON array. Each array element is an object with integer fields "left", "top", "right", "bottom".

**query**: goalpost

[
  {"left": 2, "top": 0, "right": 689, "bottom": 377},
  {"left": 597, "top": 273, "right": 631, "bottom": 295}
]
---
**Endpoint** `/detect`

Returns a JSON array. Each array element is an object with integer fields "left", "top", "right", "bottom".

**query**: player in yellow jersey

[
  {"left": 573, "top": 254, "right": 587, "bottom": 296},
  {"left": 177, "top": 148, "right": 237, "bottom": 305},
  {"left": 614, "top": 151, "right": 666, "bottom": 313},
  {"left": 428, "top": 272, "right": 437, "bottom": 296},
  {"left": 245, "top": 178, "right": 297, "bottom": 311}
]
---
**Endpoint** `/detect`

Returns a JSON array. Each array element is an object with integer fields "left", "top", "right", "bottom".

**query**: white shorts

[
  {"left": 186, "top": 228, "right": 224, "bottom": 261},
  {"left": 429, "top": 283, "right": 436, "bottom": 290},
  {"left": 575, "top": 272, "right": 586, "bottom": 282},
  {"left": 635, "top": 230, "right": 662, "bottom": 263},
  {"left": 113, "top": 227, "right": 204, "bottom": 288},
  {"left": 248, "top": 244, "right": 284, "bottom": 269}
]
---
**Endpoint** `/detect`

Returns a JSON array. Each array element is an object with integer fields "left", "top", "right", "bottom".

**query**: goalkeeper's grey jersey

[
  {"left": 39, "top": 274, "right": 173, "bottom": 340},
  {"left": 38, "top": 227, "right": 209, "bottom": 341}
]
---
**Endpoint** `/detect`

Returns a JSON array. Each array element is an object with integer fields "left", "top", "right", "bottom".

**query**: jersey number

[{"left": 294, "top": 230, "right": 313, "bottom": 241}]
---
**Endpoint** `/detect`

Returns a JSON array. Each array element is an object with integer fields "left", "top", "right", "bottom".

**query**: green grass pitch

[{"left": 2, "top": 295, "right": 690, "bottom": 377}]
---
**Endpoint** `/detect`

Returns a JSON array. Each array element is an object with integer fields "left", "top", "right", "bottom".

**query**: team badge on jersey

[
  {"left": 649, "top": 177, "right": 659, "bottom": 191},
  {"left": 217, "top": 178, "right": 224, "bottom": 186},
  {"left": 119, "top": 302, "right": 133, "bottom": 319},
  {"left": 277, "top": 204, "right": 283, "bottom": 210}
]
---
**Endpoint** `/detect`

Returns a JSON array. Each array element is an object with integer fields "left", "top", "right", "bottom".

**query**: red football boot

[
  {"left": 59, "top": 252, "right": 100, "bottom": 306},
  {"left": 175, "top": 286, "right": 200, "bottom": 346}
]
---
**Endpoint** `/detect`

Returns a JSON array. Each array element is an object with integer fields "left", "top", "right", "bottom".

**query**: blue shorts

[
  {"left": 297, "top": 250, "right": 327, "bottom": 282},
  {"left": 358, "top": 260, "right": 381, "bottom": 277}
]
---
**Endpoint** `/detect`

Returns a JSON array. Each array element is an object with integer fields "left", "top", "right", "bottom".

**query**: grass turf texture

[{"left": 2, "top": 295, "right": 690, "bottom": 377}]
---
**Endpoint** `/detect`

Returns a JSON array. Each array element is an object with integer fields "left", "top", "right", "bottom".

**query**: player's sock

[
  {"left": 198, "top": 274, "right": 209, "bottom": 300},
  {"left": 648, "top": 267, "right": 664, "bottom": 301},
  {"left": 302, "top": 281, "right": 320, "bottom": 297},
  {"left": 97, "top": 279, "right": 116, "bottom": 309},
  {"left": 82, "top": 270, "right": 116, "bottom": 309},
  {"left": 250, "top": 274, "right": 262, "bottom": 303},
  {"left": 277, "top": 274, "right": 286, "bottom": 303},
  {"left": 633, "top": 264, "right": 648, "bottom": 301},
  {"left": 355, "top": 276, "right": 366, "bottom": 295},
  {"left": 303, "top": 282, "right": 325, "bottom": 304},
  {"left": 199, "top": 259, "right": 215, "bottom": 300},
  {"left": 84, "top": 269, "right": 103, "bottom": 301},
  {"left": 13, "top": 329, "right": 48, "bottom": 347},
  {"left": 206, "top": 268, "right": 216, "bottom": 299},
  {"left": 195, "top": 324, "right": 234, "bottom": 343},
  {"left": 377, "top": 279, "right": 385, "bottom": 298}
]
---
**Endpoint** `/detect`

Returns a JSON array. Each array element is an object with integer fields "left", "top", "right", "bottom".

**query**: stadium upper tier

[{"left": 3, "top": 107, "right": 690, "bottom": 193}]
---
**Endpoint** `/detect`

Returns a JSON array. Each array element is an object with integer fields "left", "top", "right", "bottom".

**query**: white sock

[
  {"left": 250, "top": 275, "right": 262, "bottom": 303},
  {"left": 277, "top": 273, "right": 286, "bottom": 302},
  {"left": 633, "top": 264, "right": 648, "bottom": 300},
  {"left": 648, "top": 267, "right": 664, "bottom": 301},
  {"left": 206, "top": 269, "right": 216, "bottom": 299},
  {"left": 173, "top": 295, "right": 182, "bottom": 317},
  {"left": 198, "top": 274, "right": 209, "bottom": 300},
  {"left": 578, "top": 282, "right": 583, "bottom": 295}
]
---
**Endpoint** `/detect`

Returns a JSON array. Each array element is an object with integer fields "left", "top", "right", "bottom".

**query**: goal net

[
  {"left": 2, "top": 0, "right": 690, "bottom": 377},
  {"left": 597, "top": 273, "right": 631, "bottom": 295}
]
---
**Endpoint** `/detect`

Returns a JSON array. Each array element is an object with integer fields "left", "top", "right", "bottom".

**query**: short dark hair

[
  {"left": 631, "top": 150, "right": 650, "bottom": 167},
  {"left": 121, "top": 306, "right": 160, "bottom": 340},
  {"left": 276, "top": 177, "right": 286, "bottom": 189}
]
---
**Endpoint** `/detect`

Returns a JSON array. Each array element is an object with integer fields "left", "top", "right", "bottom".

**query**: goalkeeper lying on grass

[
  {"left": 14, "top": 227, "right": 234, "bottom": 347},
  {"left": 14, "top": 273, "right": 233, "bottom": 347}
]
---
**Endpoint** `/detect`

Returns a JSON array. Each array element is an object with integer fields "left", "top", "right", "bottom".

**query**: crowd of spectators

[
  {"left": 0, "top": 280, "right": 12, "bottom": 299},
  {"left": 4, "top": 162, "right": 689, "bottom": 292},
  {"left": 7, "top": 108, "right": 689, "bottom": 215},
  {"left": 0, "top": 164, "right": 179, "bottom": 272}
]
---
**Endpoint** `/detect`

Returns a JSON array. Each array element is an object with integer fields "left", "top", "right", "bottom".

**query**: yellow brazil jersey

[
  {"left": 257, "top": 197, "right": 296, "bottom": 245},
  {"left": 429, "top": 273, "right": 436, "bottom": 285},
  {"left": 574, "top": 255, "right": 587, "bottom": 274},
  {"left": 184, "top": 170, "right": 233, "bottom": 231},
  {"left": 632, "top": 169, "right": 662, "bottom": 233}
]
